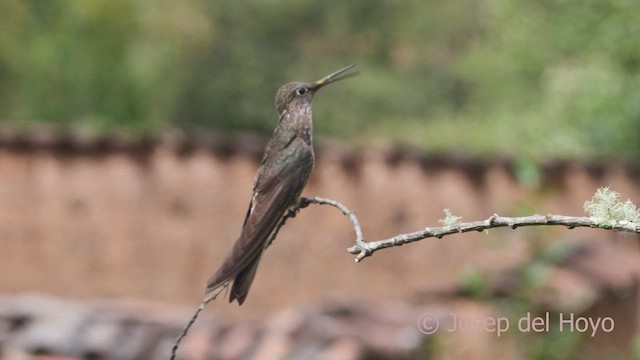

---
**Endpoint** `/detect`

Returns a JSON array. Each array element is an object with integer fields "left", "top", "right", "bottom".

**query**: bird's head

[{"left": 275, "top": 64, "right": 356, "bottom": 115}]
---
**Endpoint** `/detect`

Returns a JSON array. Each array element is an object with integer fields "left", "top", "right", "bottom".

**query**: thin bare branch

[
  {"left": 348, "top": 213, "right": 639, "bottom": 261},
  {"left": 295, "top": 197, "right": 640, "bottom": 262},
  {"left": 170, "top": 284, "right": 228, "bottom": 360},
  {"left": 171, "top": 205, "right": 298, "bottom": 359},
  {"left": 299, "top": 196, "right": 368, "bottom": 255}
]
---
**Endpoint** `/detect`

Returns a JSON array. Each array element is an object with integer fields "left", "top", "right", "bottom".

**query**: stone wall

[{"left": 0, "top": 133, "right": 638, "bottom": 320}]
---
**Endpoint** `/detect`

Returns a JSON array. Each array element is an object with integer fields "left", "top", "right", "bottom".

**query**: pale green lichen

[
  {"left": 439, "top": 208, "right": 463, "bottom": 227},
  {"left": 583, "top": 187, "right": 639, "bottom": 227}
]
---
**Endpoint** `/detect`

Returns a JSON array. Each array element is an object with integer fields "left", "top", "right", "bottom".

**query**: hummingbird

[{"left": 205, "top": 64, "right": 356, "bottom": 305}]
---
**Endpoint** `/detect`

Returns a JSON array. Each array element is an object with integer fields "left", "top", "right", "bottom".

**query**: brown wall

[{"left": 0, "top": 139, "right": 638, "bottom": 319}]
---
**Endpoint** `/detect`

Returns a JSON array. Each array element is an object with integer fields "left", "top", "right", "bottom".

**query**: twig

[
  {"left": 348, "top": 214, "right": 639, "bottom": 261},
  {"left": 295, "top": 198, "right": 640, "bottom": 262},
  {"left": 299, "top": 196, "right": 367, "bottom": 254},
  {"left": 170, "top": 202, "right": 306, "bottom": 359},
  {"left": 170, "top": 284, "right": 228, "bottom": 360}
]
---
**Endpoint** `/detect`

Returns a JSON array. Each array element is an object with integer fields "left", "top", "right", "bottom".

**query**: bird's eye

[{"left": 296, "top": 88, "right": 307, "bottom": 96}]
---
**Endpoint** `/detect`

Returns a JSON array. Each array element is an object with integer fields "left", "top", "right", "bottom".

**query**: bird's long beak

[{"left": 312, "top": 63, "right": 357, "bottom": 89}]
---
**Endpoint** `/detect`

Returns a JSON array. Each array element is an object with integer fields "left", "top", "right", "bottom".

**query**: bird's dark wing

[{"left": 205, "top": 137, "right": 313, "bottom": 304}]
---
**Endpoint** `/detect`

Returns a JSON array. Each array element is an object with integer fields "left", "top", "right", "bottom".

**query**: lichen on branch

[{"left": 584, "top": 186, "right": 640, "bottom": 227}]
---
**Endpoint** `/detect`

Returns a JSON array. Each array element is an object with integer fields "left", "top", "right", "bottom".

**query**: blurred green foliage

[{"left": 1, "top": 0, "right": 639, "bottom": 160}]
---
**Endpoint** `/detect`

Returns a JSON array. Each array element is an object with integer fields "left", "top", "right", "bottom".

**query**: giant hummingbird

[{"left": 205, "top": 64, "right": 356, "bottom": 305}]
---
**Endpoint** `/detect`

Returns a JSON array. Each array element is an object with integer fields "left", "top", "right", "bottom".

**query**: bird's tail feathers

[{"left": 229, "top": 254, "right": 262, "bottom": 305}]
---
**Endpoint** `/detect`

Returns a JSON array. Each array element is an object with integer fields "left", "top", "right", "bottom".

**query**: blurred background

[{"left": 0, "top": 0, "right": 639, "bottom": 359}]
